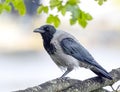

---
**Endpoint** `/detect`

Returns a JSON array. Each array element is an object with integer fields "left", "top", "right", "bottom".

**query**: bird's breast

[
  {"left": 50, "top": 40, "right": 79, "bottom": 70},
  {"left": 44, "top": 43, "right": 56, "bottom": 55}
]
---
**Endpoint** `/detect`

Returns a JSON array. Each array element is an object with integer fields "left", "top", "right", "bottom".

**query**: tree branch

[{"left": 15, "top": 68, "right": 120, "bottom": 92}]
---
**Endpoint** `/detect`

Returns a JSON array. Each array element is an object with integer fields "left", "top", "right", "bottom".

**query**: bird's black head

[
  {"left": 34, "top": 25, "right": 56, "bottom": 36},
  {"left": 34, "top": 25, "right": 56, "bottom": 44}
]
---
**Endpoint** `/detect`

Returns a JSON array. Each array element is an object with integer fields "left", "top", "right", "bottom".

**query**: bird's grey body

[
  {"left": 50, "top": 30, "right": 92, "bottom": 70},
  {"left": 34, "top": 25, "right": 112, "bottom": 80}
]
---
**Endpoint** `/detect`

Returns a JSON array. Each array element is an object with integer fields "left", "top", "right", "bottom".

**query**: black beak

[{"left": 33, "top": 28, "right": 45, "bottom": 33}]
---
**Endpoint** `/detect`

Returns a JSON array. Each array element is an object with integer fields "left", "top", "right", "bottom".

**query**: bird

[{"left": 34, "top": 24, "right": 112, "bottom": 80}]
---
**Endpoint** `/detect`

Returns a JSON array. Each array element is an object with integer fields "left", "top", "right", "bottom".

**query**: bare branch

[{"left": 15, "top": 68, "right": 120, "bottom": 92}]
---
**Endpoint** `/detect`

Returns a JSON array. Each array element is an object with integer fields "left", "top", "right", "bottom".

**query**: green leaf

[
  {"left": 68, "top": 0, "right": 80, "bottom": 5},
  {"left": 10, "top": 0, "right": 26, "bottom": 15},
  {"left": 43, "top": 6, "right": 48, "bottom": 13},
  {"left": 19, "top": 8, "right": 25, "bottom": 15},
  {"left": 85, "top": 13, "right": 93, "bottom": 20},
  {"left": 18, "top": 1, "right": 26, "bottom": 15},
  {"left": 70, "top": 18, "right": 77, "bottom": 25},
  {"left": 46, "top": 14, "right": 54, "bottom": 23},
  {"left": 46, "top": 14, "right": 60, "bottom": 27},
  {"left": 66, "top": 4, "right": 80, "bottom": 18},
  {"left": 50, "top": 0, "right": 62, "bottom": 9},
  {"left": 57, "top": 4, "right": 66, "bottom": 16},
  {"left": 0, "top": 4, "right": 3, "bottom": 14},
  {"left": 65, "top": 4, "right": 89, "bottom": 27},
  {"left": 78, "top": 18, "right": 87, "bottom": 28},
  {"left": 37, "top": 5, "right": 44, "bottom": 14},
  {"left": 4, "top": 4, "right": 11, "bottom": 12},
  {"left": 98, "top": 0, "right": 104, "bottom": 5},
  {"left": 1, "top": 2, "right": 11, "bottom": 12},
  {"left": 37, "top": 5, "right": 48, "bottom": 14},
  {"left": 57, "top": 4, "right": 62, "bottom": 11},
  {"left": 5, "top": 0, "right": 11, "bottom": 3},
  {"left": 95, "top": 0, "right": 106, "bottom": 5},
  {"left": 61, "top": 6, "right": 66, "bottom": 16},
  {"left": 54, "top": 15, "right": 60, "bottom": 27}
]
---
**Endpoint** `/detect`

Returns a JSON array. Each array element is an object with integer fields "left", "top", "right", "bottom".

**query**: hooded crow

[{"left": 34, "top": 25, "right": 112, "bottom": 80}]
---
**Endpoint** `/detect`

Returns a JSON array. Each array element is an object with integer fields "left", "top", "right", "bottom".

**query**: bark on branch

[{"left": 15, "top": 68, "right": 120, "bottom": 92}]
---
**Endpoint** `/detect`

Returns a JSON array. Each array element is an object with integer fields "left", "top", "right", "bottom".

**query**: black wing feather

[
  {"left": 60, "top": 38, "right": 107, "bottom": 72},
  {"left": 60, "top": 38, "right": 112, "bottom": 80}
]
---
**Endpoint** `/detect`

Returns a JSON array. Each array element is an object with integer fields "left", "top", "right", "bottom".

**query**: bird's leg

[{"left": 60, "top": 68, "right": 73, "bottom": 78}]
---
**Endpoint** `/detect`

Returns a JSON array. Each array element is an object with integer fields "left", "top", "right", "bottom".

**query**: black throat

[
  {"left": 42, "top": 33, "right": 53, "bottom": 45},
  {"left": 41, "top": 32, "right": 56, "bottom": 55}
]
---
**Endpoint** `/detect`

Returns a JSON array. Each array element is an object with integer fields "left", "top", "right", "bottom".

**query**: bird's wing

[{"left": 60, "top": 38, "right": 107, "bottom": 71}]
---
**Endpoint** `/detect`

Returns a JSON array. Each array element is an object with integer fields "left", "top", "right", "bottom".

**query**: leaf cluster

[
  {"left": 0, "top": 0, "right": 26, "bottom": 15},
  {"left": 0, "top": 0, "right": 107, "bottom": 28},
  {"left": 37, "top": 0, "right": 93, "bottom": 28}
]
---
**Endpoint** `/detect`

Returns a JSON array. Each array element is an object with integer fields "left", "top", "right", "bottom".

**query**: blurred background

[{"left": 0, "top": 0, "right": 120, "bottom": 92}]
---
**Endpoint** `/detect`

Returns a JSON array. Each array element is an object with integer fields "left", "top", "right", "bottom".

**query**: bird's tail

[{"left": 90, "top": 67, "right": 112, "bottom": 80}]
